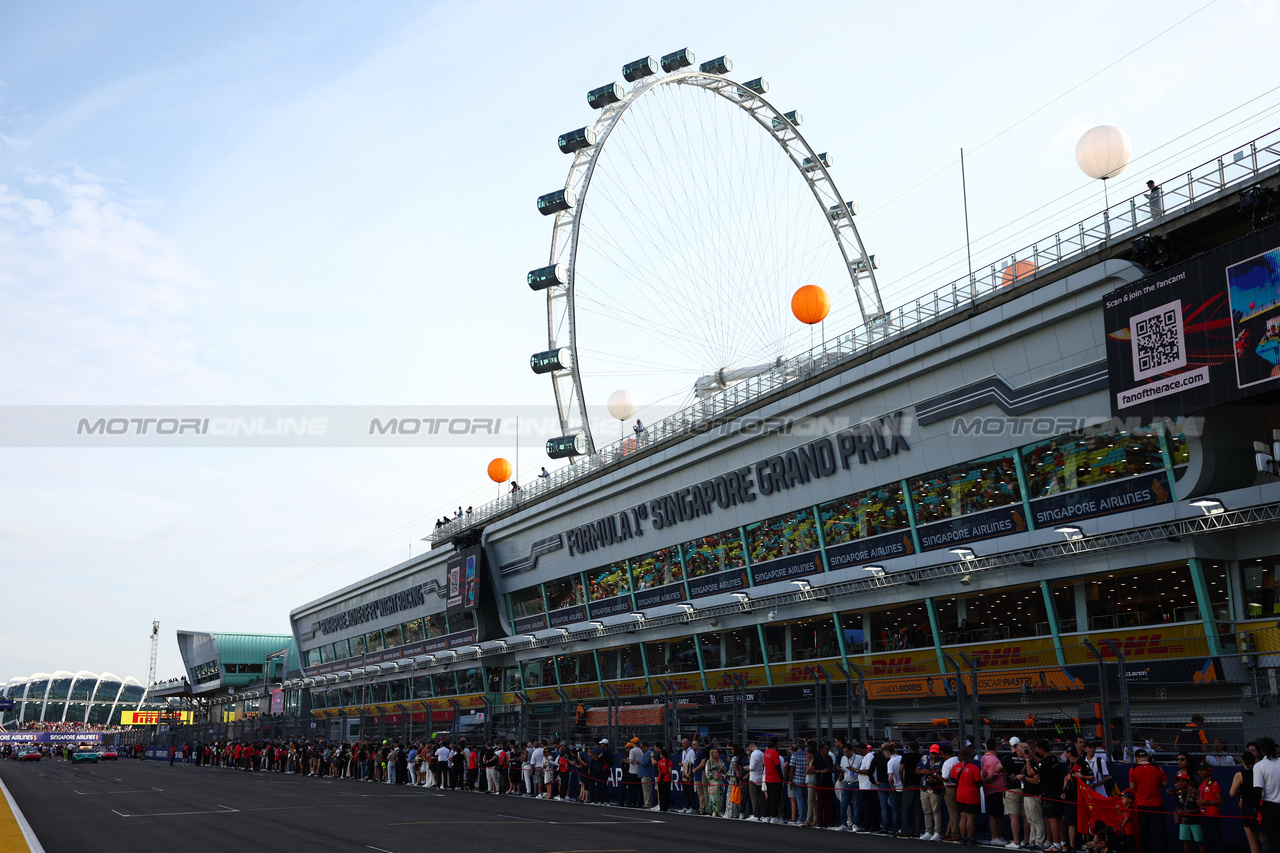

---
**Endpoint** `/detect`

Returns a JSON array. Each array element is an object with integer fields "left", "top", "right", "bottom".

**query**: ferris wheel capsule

[
  {"left": 802, "top": 153, "right": 833, "bottom": 172},
  {"left": 527, "top": 264, "right": 568, "bottom": 291},
  {"left": 558, "top": 126, "right": 597, "bottom": 154},
  {"left": 771, "top": 110, "right": 803, "bottom": 130},
  {"left": 660, "top": 48, "right": 695, "bottom": 73},
  {"left": 546, "top": 434, "right": 588, "bottom": 459},
  {"left": 537, "top": 189, "right": 577, "bottom": 216},
  {"left": 530, "top": 347, "right": 573, "bottom": 375},
  {"left": 699, "top": 55, "right": 732, "bottom": 75},
  {"left": 742, "top": 77, "right": 769, "bottom": 95},
  {"left": 587, "top": 83, "right": 624, "bottom": 110},
  {"left": 622, "top": 56, "right": 659, "bottom": 82}
]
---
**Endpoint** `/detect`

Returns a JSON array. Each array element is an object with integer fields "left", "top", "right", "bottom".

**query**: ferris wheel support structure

[{"left": 533, "top": 53, "right": 883, "bottom": 457}]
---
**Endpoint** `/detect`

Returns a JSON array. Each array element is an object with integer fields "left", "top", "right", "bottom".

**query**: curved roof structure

[{"left": 1, "top": 670, "right": 154, "bottom": 727}]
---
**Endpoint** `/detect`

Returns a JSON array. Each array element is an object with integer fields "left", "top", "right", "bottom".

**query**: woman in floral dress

[{"left": 706, "top": 746, "right": 727, "bottom": 816}]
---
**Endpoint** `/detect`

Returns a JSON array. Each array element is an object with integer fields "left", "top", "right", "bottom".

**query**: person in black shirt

[
  {"left": 1037, "top": 740, "right": 1066, "bottom": 851},
  {"left": 901, "top": 741, "right": 924, "bottom": 838}
]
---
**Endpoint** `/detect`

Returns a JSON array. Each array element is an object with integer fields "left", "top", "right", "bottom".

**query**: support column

[
  {"left": 1040, "top": 580, "right": 1067, "bottom": 666},
  {"left": 901, "top": 479, "right": 924, "bottom": 554},
  {"left": 1189, "top": 558, "right": 1223, "bottom": 655},
  {"left": 1074, "top": 582, "right": 1089, "bottom": 635},
  {"left": 926, "top": 598, "right": 946, "bottom": 672}
]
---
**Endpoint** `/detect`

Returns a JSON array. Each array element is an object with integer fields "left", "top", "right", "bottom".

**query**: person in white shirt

[
  {"left": 837, "top": 743, "right": 858, "bottom": 830},
  {"left": 526, "top": 742, "right": 541, "bottom": 797},
  {"left": 747, "top": 742, "right": 765, "bottom": 821},
  {"left": 941, "top": 746, "right": 960, "bottom": 839},
  {"left": 530, "top": 742, "right": 548, "bottom": 798},
  {"left": 1083, "top": 741, "right": 1111, "bottom": 795},
  {"left": 681, "top": 740, "right": 700, "bottom": 814},
  {"left": 857, "top": 743, "right": 877, "bottom": 829},
  {"left": 434, "top": 743, "right": 453, "bottom": 789},
  {"left": 882, "top": 743, "right": 904, "bottom": 836},
  {"left": 1253, "top": 736, "right": 1280, "bottom": 845}
]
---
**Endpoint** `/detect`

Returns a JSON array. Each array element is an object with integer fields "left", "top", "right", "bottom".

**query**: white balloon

[
  {"left": 607, "top": 389, "right": 638, "bottom": 421},
  {"left": 1075, "top": 125, "right": 1132, "bottom": 180}
]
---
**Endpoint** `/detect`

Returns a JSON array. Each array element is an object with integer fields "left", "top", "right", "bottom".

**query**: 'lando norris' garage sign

[{"left": 563, "top": 411, "right": 912, "bottom": 558}]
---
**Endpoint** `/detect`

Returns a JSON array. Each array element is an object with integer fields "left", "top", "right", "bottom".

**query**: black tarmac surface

[{"left": 0, "top": 758, "right": 917, "bottom": 853}]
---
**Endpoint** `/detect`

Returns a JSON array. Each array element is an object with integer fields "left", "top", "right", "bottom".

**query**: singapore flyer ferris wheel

[{"left": 529, "top": 48, "right": 883, "bottom": 459}]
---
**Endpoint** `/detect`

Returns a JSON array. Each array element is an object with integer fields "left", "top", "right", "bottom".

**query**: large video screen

[{"left": 1104, "top": 223, "right": 1280, "bottom": 420}]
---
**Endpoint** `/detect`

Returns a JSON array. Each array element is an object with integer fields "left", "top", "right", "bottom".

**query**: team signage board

[{"left": 1104, "top": 223, "right": 1280, "bottom": 420}]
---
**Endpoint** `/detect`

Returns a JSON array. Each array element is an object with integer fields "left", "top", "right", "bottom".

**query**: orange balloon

[
  {"left": 487, "top": 458, "right": 512, "bottom": 483},
  {"left": 999, "top": 260, "right": 1037, "bottom": 287},
  {"left": 791, "top": 284, "right": 830, "bottom": 325}
]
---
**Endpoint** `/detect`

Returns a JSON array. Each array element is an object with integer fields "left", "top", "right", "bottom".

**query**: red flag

[{"left": 1078, "top": 783, "right": 1125, "bottom": 834}]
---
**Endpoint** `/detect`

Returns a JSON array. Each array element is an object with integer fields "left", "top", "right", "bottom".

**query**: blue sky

[{"left": 1, "top": 0, "right": 1277, "bottom": 682}]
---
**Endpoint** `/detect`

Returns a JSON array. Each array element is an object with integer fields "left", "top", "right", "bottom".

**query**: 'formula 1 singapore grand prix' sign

[{"left": 562, "top": 411, "right": 912, "bottom": 559}]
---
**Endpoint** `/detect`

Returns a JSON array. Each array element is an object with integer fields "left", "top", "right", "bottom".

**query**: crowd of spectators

[
  {"left": 8, "top": 721, "right": 123, "bottom": 733},
  {"left": 146, "top": 721, "right": 1280, "bottom": 853}
]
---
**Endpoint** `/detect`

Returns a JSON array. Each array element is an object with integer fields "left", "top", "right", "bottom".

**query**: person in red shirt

[
  {"left": 656, "top": 747, "right": 673, "bottom": 813},
  {"left": 1120, "top": 790, "right": 1138, "bottom": 853},
  {"left": 1197, "top": 763, "right": 1224, "bottom": 853},
  {"left": 953, "top": 746, "right": 984, "bottom": 845},
  {"left": 1128, "top": 748, "right": 1170, "bottom": 853},
  {"left": 764, "top": 738, "right": 785, "bottom": 823}
]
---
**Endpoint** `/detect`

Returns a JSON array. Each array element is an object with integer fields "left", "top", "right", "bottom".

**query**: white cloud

[{"left": 0, "top": 170, "right": 238, "bottom": 403}]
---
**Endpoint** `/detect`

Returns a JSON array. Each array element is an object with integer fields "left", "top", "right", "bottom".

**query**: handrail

[{"left": 431, "top": 126, "right": 1280, "bottom": 547}]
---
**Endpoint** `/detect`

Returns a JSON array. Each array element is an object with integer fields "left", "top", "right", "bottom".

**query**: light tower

[{"left": 144, "top": 620, "right": 159, "bottom": 703}]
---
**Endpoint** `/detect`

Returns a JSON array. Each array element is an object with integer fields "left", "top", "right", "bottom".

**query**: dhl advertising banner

[
  {"left": 772, "top": 657, "right": 848, "bottom": 688},
  {"left": 851, "top": 639, "right": 1080, "bottom": 699},
  {"left": 706, "top": 667, "right": 770, "bottom": 689},
  {"left": 1084, "top": 623, "right": 1209, "bottom": 662}
]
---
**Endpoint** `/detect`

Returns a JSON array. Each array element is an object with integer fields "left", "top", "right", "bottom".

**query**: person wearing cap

[
  {"left": 1119, "top": 789, "right": 1138, "bottom": 851},
  {"left": 1020, "top": 740, "right": 1046, "bottom": 850},
  {"left": 918, "top": 743, "right": 947, "bottom": 841},
  {"left": 590, "top": 739, "right": 609, "bottom": 804},
  {"left": 1197, "top": 761, "right": 1224, "bottom": 853},
  {"left": 625, "top": 737, "right": 643, "bottom": 807},
  {"left": 1000, "top": 738, "right": 1026, "bottom": 849},
  {"left": 1130, "top": 747, "right": 1170, "bottom": 853}
]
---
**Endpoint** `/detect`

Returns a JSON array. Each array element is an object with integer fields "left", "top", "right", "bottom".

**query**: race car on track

[
  {"left": 17, "top": 747, "right": 40, "bottom": 762},
  {"left": 100, "top": 747, "right": 119, "bottom": 760},
  {"left": 70, "top": 745, "right": 101, "bottom": 764}
]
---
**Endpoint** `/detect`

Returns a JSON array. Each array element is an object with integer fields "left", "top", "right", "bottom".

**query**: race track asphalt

[{"left": 0, "top": 757, "right": 920, "bottom": 853}]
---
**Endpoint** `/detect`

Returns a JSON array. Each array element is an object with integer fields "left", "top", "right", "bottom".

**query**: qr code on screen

[{"left": 1129, "top": 299, "right": 1187, "bottom": 381}]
